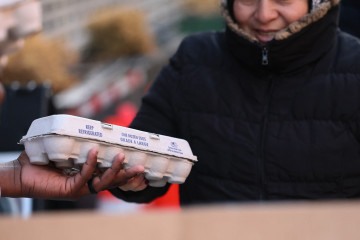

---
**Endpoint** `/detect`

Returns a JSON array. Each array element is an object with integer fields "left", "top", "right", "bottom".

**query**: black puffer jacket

[
  {"left": 339, "top": 0, "right": 360, "bottom": 38},
  {"left": 111, "top": 1, "right": 360, "bottom": 205}
]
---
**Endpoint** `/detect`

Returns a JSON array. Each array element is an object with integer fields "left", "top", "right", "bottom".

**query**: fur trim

[
  {"left": 221, "top": 1, "right": 258, "bottom": 42},
  {"left": 221, "top": 0, "right": 341, "bottom": 43}
]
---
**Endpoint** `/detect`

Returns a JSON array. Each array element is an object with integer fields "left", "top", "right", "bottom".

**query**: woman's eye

[
  {"left": 238, "top": 0, "right": 256, "bottom": 5},
  {"left": 276, "top": 0, "right": 292, "bottom": 4}
]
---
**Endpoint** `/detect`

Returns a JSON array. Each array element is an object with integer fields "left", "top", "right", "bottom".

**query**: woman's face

[{"left": 233, "top": 0, "right": 309, "bottom": 44}]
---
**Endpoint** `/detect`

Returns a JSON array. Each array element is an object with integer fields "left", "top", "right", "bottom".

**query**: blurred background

[{"left": 0, "top": 0, "right": 224, "bottom": 216}]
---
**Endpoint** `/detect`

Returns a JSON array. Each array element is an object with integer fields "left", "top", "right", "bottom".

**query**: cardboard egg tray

[{"left": 20, "top": 114, "right": 197, "bottom": 187}]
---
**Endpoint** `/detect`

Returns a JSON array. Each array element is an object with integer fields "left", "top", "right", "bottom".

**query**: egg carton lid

[{"left": 20, "top": 114, "right": 197, "bottom": 162}]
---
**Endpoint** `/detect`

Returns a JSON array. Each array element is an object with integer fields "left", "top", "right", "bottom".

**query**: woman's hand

[
  {"left": 116, "top": 172, "right": 149, "bottom": 192},
  {"left": 88, "top": 151, "right": 148, "bottom": 193}
]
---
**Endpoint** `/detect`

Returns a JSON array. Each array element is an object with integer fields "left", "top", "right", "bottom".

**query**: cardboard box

[{"left": 1, "top": 201, "right": 360, "bottom": 240}]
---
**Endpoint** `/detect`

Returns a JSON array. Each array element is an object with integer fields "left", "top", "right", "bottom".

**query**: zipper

[
  {"left": 262, "top": 47, "right": 269, "bottom": 66},
  {"left": 258, "top": 76, "right": 274, "bottom": 200}
]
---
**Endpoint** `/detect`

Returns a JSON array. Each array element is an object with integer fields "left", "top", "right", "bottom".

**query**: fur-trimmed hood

[
  {"left": 222, "top": 0, "right": 341, "bottom": 73},
  {"left": 221, "top": 0, "right": 341, "bottom": 43}
]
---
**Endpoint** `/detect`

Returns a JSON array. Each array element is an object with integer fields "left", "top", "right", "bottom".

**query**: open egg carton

[{"left": 20, "top": 114, "right": 197, "bottom": 187}]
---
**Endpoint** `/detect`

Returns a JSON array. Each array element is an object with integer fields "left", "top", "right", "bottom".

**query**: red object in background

[
  {"left": 103, "top": 101, "right": 138, "bottom": 127},
  {"left": 101, "top": 101, "right": 180, "bottom": 209},
  {"left": 145, "top": 184, "right": 180, "bottom": 209},
  {"left": 97, "top": 184, "right": 180, "bottom": 210}
]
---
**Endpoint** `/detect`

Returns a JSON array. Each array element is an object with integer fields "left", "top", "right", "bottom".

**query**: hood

[
  {"left": 221, "top": 0, "right": 341, "bottom": 74},
  {"left": 222, "top": 0, "right": 340, "bottom": 43}
]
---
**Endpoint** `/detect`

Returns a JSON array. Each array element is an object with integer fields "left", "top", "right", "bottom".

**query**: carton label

[
  {"left": 120, "top": 132, "right": 149, "bottom": 147},
  {"left": 167, "top": 142, "right": 183, "bottom": 155},
  {"left": 78, "top": 124, "right": 103, "bottom": 137}
]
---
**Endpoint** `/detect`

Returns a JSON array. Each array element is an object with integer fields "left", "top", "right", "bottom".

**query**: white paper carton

[{"left": 20, "top": 114, "right": 197, "bottom": 187}]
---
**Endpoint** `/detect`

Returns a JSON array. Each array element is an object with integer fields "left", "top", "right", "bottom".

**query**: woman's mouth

[{"left": 254, "top": 30, "right": 276, "bottom": 43}]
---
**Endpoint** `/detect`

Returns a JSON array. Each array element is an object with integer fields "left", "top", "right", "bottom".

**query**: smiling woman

[
  {"left": 232, "top": 0, "right": 309, "bottom": 44},
  {"left": 108, "top": 0, "right": 360, "bottom": 206}
]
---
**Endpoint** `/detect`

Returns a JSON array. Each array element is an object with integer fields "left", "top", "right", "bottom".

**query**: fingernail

[{"left": 92, "top": 148, "right": 98, "bottom": 155}]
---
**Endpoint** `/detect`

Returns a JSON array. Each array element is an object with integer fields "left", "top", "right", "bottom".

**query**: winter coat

[
  {"left": 110, "top": 0, "right": 360, "bottom": 205},
  {"left": 339, "top": 0, "right": 360, "bottom": 38}
]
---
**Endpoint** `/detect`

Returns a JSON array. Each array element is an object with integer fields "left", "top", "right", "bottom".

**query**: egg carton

[{"left": 20, "top": 114, "right": 197, "bottom": 187}]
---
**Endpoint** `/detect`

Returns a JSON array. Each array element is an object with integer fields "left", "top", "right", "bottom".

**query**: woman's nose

[{"left": 254, "top": 0, "right": 278, "bottom": 24}]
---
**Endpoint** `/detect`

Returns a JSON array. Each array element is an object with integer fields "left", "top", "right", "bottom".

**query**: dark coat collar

[{"left": 224, "top": 6, "right": 340, "bottom": 74}]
